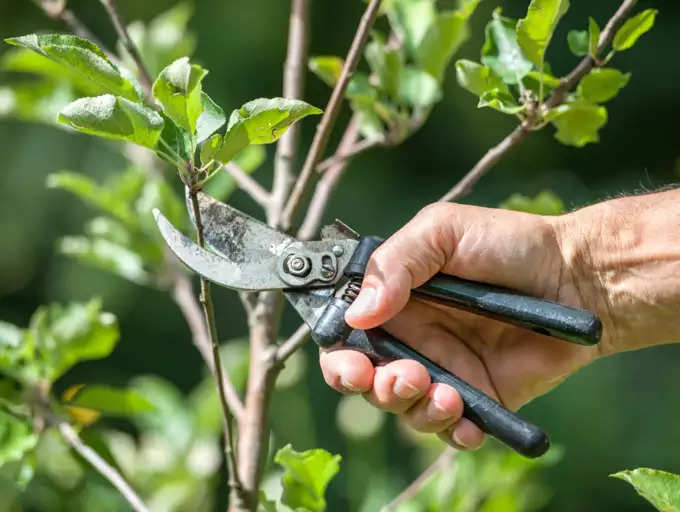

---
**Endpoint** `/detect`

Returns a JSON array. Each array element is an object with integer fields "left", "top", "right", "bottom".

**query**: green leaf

[
  {"left": 365, "top": 39, "right": 403, "bottom": 99},
  {"left": 66, "top": 385, "right": 153, "bottom": 416},
  {"left": 275, "top": 444, "right": 341, "bottom": 512},
  {"left": 0, "top": 411, "right": 37, "bottom": 467},
  {"left": 455, "top": 59, "right": 508, "bottom": 97},
  {"left": 386, "top": 0, "right": 436, "bottom": 57},
  {"left": 416, "top": 3, "right": 480, "bottom": 81},
  {"left": 308, "top": 56, "right": 344, "bottom": 87},
  {"left": 152, "top": 57, "right": 207, "bottom": 135},
  {"left": 500, "top": 190, "right": 564, "bottom": 215},
  {"left": 481, "top": 9, "right": 533, "bottom": 84},
  {"left": 588, "top": 17, "right": 601, "bottom": 56},
  {"left": 399, "top": 67, "right": 442, "bottom": 109},
  {"left": 547, "top": 101, "right": 607, "bottom": 147},
  {"left": 612, "top": 468, "right": 680, "bottom": 511},
  {"left": 4, "top": 34, "right": 141, "bottom": 101},
  {"left": 58, "top": 94, "right": 164, "bottom": 149},
  {"left": 612, "top": 9, "right": 658, "bottom": 52},
  {"left": 195, "top": 92, "right": 225, "bottom": 144},
  {"left": 577, "top": 68, "right": 630, "bottom": 103},
  {"left": 209, "top": 98, "right": 321, "bottom": 164},
  {"left": 346, "top": 72, "right": 378, "bottom": 105},
  {"left": 31, "top": 299, "right": 119, "bottom": 381},
  {"left": 204, "top": 145, "right": 267, "bottom": 201},
  {"left": 159, "top": 114, "right": 192, "bottom": 163},
  {"left": 58, "top": 236, "right": 150, "bottom": 285},
  {"left": 523, "top": 70, "right": 560, "bottom": 95},
  {"left": 516, "top": 0, "right": 570, "bottom": 68},
  {"left": 567, "top": 30, "right": 588, "bottom": 57},
  {"left": 478, "top": 89, "right": 525, "bottom": 115}
]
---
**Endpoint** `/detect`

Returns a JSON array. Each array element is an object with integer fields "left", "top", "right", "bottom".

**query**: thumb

[{"left": 344, "top": 204, "right": 457, "bottom": 329}]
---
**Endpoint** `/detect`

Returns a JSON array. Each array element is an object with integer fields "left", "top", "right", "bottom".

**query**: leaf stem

[
  {"left": 57, "top": 422, "right": 150, "bottom": 512},
  {"left": 281, "top": 0, "right": 383, "bottom": 231}
]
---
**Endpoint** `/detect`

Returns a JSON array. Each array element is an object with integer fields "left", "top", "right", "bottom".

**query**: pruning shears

[{"left": 153, "top": 192, "right": 602, "bottom": 458}]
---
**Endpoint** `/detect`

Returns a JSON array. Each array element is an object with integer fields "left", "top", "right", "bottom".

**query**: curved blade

[{"left": 154, "top": 209, "right": 291, "bottom": 291}]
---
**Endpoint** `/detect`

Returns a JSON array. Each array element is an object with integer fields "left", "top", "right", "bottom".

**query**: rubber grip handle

[
  {"left": 414, "top": 275, "right": 602, "bottom": 345},
  {"left": 342, "top": 327, "right": 550, "bottom": 458}
]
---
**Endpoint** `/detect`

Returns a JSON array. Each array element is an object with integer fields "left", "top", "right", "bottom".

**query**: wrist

[{"left": 553, "top": 190, "right": 680, "bottom": 356}]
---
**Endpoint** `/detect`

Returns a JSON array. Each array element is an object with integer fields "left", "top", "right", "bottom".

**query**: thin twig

[
  {"left": 58, "top": 422, "right": 150, "bottom": 512},
  {"left": 381, "top": 449, "right": 457, "bottom": 512},
  {"left": 98, "top": 0, "right": 154, "bottom": 96},
  {"left": 270, "top": 0, "right": 310, "bottom": 227},
  {"left": 297, "top": 114, "right": 361, "bottom": 240},
  {"left": 223, "top": 163, "right": 271, "bottom": 208},
  {"left": 440, "top": 0, "right": 639, "bottom": 203},
  {"left": 316, "top": 136, "right": 382, "bottom": 172},
  {"left": 187, "top": 187, "right": 245, "bottom": 504},
  {"left": 171, "top": 272, "right": 245, "bottom": 420},
  {"left": 281, "top": 0, "right": 383, "bottom": 230},
  {"left": 276, "top": 323, "right": 311, "bottom": 362}
]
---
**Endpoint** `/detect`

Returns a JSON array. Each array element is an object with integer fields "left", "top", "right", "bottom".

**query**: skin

[{"left": 319, "top": 189, "right": 680, "bottom": 450}]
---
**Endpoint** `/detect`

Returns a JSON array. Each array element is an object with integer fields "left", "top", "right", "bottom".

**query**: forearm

[{"left": 555, "top": 189, "right": 680, "bottom": 355}]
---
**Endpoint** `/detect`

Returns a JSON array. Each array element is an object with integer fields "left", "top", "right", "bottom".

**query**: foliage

[
  {"left": 499, "top": 190, "right": 564, "bottom": 215},
  {"left": 455, "top": 1, "right": 657, "bottom": 146},
  {"left": 612, "top": 468, "right": 680, "bottom": 511}
]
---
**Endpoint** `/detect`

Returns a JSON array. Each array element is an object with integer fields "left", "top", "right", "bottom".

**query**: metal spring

[{"left": 341, "top": 277, "right": 362, "bottom": 304}]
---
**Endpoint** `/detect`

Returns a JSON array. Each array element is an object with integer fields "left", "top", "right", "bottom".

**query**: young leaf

[
  {"left": 58, "top": 94, "right": 164, "bottom": 149},
  {"left": 65, "top": 385, "right": 153, "bottom": 416},
  {"left": 523, "top": 70, "right": 561, "bottom": 95},
  {"left": 4, "top": 34, "right": 141, "bottom": 102},
  {"left": 365, "top": 39, "right": 403, "bottom": 99},
  {"left": 478, "top": 89, "right": 525, "bottom": 115},
  {"left": 0, "top": 411, "right": 37, "bottom": 467},
  {"left": 308, "top": 56, "right": 344, "bottom": 87},
  {"left": 386, "top": 0, "right": 436, "bottom": 56},
  {"left": 500, "top": 190, "right": 564, "bottom": 215},
  {"left": 588, "top": 17, "right": 601, "bottom": 56},
  {"left": 152, "top": 56, "right": 207, "bottom": 135},
  {"left": 481, "top": 9, "right": 533, "bottom": 84},
  {"left": 59, "top": 236, "right": 150, "bottom": 285},
  {"left": 612, "top": 468, "right": 680, "bottom": 512},
  {"left": 577, "top": 68, "right": 630, "bottom": 103},
  {"left": 159, "top": 114, "right": 192, "bottom": 163},
  {"left": 567, "top": 30, "right": 588, "bottom": 57},
  {"left": 203, "top": 145, "right": 266, "bottom": 201},
  {"left": 612, "top": 9, "right": 658, "bottom": 52},
  {"left": 547, "top": 101, "right": 607, "bottom": 147},
  {"left": 456, "top": 59, "right": 508, "bottom": 97},
  {"left": 275, "top": 444, "right": 341, "bottom": 512},
  {"left": 195, "top": 92, "right": 225, "bottom": 144},
  {"left": 208, "top": 98, "right": 321, "bottom": 164},
  {"left": 516, "top": 0, "right": 570, "bottom": 69},
  {"left": 416, "top": 2, "right": 480, "bottom": 81},
  {"left": 399, "top": 67, "right": 442, "bottom": 109}
]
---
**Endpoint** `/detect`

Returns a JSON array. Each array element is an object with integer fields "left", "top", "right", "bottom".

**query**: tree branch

[
  {"left": 440, "top": 0, "right": 639, "bottom": 203},
  {"left": 187, "top": 187, "right": 245, "bottom": 506},
  {"left": 381, "top": 449, "right": 457, "bottom": 512},
  {"left": 316, "top": 136, "right": 382, "bottom": 172},
  {"left": 223, "top": 162, "right": 271, "bottom": 208},
  {"left": 281, "top": 0, "right": 383, "bottom": 230},
  {"left": 270, "top": 0, "right": 310, "bottom": 227},
  {"left": 297, "top": 114, "right": 361, "bottom": 241},
  {"left": 58, "top": 422, "right": 150, "bottom": 512},
  {"left": 276, "top": 322, "right": 311, "bottom": 362},
  {"left": 98, "top": 0, "right": 154, "bottom": 97}
]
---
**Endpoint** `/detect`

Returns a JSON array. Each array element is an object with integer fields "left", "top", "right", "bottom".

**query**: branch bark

[
  {"left": 58, "top": 422, "right": 150, "bottom": 512},
  {"left": 276, "top": 322, "right": 311, "bottom": 362},
  {"left": 98, "top": 0, "right": 154, "bottom": 97},
  {"left": 223, "top": 162, "right": 271, "bottom": 208},
  {"left": 439, "top": 0, "right": 639, "bottom": 203},
  {"left": 270, "top": 0, "right": 310, "bottom": 227},
  {"left": 281, "top": 0, "right": 383, "bottom": 231},
  {"left": 187, "top": 187, "right": 246, "bottom": 507}
]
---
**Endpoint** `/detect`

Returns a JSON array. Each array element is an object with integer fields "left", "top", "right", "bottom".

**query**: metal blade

[
  {"left": 284, "top": 288, "right": 336, "bottom": 328},
  {"left": 154, "top": 209, "right": 292, "bottom": 290}
]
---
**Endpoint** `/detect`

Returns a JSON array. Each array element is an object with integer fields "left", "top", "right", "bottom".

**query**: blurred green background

[{"left": 1, "top": 0, "right": 679, "bottom": 510}]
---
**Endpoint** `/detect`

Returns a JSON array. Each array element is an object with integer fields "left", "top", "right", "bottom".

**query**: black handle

[
  {"left": 341, "top": 326, "right": 550, "bottom": 458},
  {"left": 413, "top": 275, "right": 601, "bottom": 345}
]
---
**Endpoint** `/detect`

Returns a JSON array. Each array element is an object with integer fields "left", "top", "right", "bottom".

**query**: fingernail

[
  {"left": 340, "top": 377, "right": 364, "bottom": 393},
  {"left": 452, "top": 429, "right": 470, "bottom": 449},
  {"left": 427, "top": 388, "right": 451, "bottom": 422},
  {"left": 345, "top": 287, "right": 378, "bottom": 322},
  {"left": 393, "top": 377, "right": 421, "bottom": 400}
]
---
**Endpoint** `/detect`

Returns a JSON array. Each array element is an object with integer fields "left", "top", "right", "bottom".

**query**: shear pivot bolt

[
  {"left": 284, "top": 254, "right": 311, "bottom": 277},
  {"left": 332, "top": 245, "right": 344, "bottom": 257}
]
